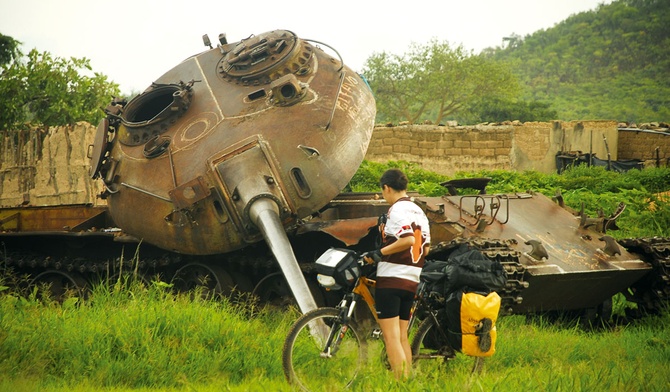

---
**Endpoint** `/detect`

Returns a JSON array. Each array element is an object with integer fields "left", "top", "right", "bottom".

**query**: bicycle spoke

[
  {"left": 283, "top": 308, "right": 366, "bottom": 391},
  {"left": 411, "top": 316, "right": 455, "bottom": 363}
]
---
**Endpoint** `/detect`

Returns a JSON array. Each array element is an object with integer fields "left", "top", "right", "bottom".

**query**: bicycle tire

[
  {"left": 411, "top": 316, "right": 486, "bottom": 373},
  {"left": 411, "top": 316, "right": 455, "bottom": 362},
  {"left": 283, "top": 307, "right": 366, "bottom": 391}
]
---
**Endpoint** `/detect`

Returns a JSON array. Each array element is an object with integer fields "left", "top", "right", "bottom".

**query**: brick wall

[
  {"left": 618, "top": 129, "right": 670, "bottom": 166},
  {"left": 2, "top": 120, "right": 663, "bottom": 208},
  {"left": 365, "top": 121, "right": 619, "bottom": 176}
]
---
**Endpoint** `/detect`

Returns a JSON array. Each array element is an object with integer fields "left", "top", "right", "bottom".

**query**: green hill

[{"left": 484, "top": 0, "right": 670, "bottom": 123}]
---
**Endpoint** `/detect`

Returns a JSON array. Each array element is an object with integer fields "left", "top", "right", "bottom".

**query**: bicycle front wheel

[{"left": 283, "top": 307, "right": 366, "bottom": 391}]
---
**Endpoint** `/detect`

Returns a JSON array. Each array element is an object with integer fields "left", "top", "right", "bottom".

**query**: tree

[
  {"left": 465, "top": 98, "right": 558, "bottom": 123},
  {"left": 0, "top": 33, "right": 21, "bottom": 66},
  {"left": 0, "top": 46, "right": 120, "bottom": 130},
  {"left": 362, "top": 39, "right": 520, "bottom": 124},
  {"left": 485, "top": 0, "right": 670, "bottom": 122}
]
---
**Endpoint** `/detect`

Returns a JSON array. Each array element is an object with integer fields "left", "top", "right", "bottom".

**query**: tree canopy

[
  {"left": 362, "top": 40, "right": 520, "bottom": 124},
  {"left": 0, "top": 37, "right": 120, "bottom": 130},
  {"left": 486, "top": 0, "right": 670, "bottom": 122},
  {"left": 0, "top": 33, "right": 21, "bottom": 66}
]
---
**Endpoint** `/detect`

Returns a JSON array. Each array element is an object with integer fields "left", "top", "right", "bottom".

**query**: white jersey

[{"left": 376, "top": 197, "right": 431, "bottom": 291}]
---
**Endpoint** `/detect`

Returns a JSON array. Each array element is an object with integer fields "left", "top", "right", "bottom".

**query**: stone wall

[
  {"left": 617, "top": 129, "right": 670, "bottom": 165},
  {"left": 365, "top": 120, "right": 618, "bottom": 176},
  {"left": 1, "top": 120, "right": 662, "bottom": 208},
  {"left": 0, "top": 122, "right": 104, "bottom": 207}
]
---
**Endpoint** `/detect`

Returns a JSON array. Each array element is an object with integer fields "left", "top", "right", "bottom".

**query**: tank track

[
  {"left": 0, "top": 247, "right": 182, "bottom": 289},
  {"left": 1, "top": 250, "right": 179, "bottom": 276},
  {"left": 430, "top": 237, "right": 528, "bottom": 314},
  {"left": 618, "top": 237, "right": 670, "bottom": 314},
  {"left": 0, "top": 235, "right": 288, "bottom": 300}
]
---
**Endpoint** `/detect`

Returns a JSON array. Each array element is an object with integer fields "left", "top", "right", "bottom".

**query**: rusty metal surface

[
  {"left": 0, "top": 205, "right": 109, "bottom": 232},
  {"left": 296, "top": 216, "right": 378, "bottom": 246},
  {"left": 291, "top": 191, "right": 655, "bottom": 313},
  {"left": 92, "top": 30, "right": 376, "bottom": 255},
  {"left": 4, "top": 30, "right": 659, "bottom": 316},
  {"left": 419, "top": 192, "right": 652, "bottom": 312}
]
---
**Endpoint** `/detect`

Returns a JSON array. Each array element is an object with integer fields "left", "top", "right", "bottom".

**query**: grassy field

[
  {"left": 2, "top": 165, "right": 669, "bottom": 391},
  {"left": 0, "top": 280, "right": 668, "bottom": 392}
]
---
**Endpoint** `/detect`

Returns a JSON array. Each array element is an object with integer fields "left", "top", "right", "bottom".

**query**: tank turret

[{"left": 89, "top": 30, "right": 376, "bottom": 313}]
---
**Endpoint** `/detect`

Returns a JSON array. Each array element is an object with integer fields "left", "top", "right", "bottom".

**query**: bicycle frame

[
  {"left": 284, "top": 264, "right": 486, "bottom": 391},
  {"left": 335, "top": 274, "right": 428, "bottom": 340},
  {"left": 319, "top": 276, "right": 377, "bottom": 357},
  {"left": 351, "top": 276, "right": 378, "bottom": 323}
]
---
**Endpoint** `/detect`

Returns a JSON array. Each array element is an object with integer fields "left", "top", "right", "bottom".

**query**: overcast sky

[{"left": 1, "top": 0, "right": 610, "bottom": 94}]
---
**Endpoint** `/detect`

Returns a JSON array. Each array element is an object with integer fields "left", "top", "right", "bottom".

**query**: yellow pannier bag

[
  {"left": 460, "top": 291, "right": 500, "bottom": 357},
  {"left": 444, "top": 290, "right": 501, "bottom": 357}
]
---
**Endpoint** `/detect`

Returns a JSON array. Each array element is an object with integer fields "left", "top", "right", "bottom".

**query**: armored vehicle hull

[{"left": 1, "top": 30, "right": 668, "bottom": 321}]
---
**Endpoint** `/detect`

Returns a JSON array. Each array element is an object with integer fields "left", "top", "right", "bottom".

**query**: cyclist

[{"left": 363, "top": 168, "right": 431, "bottom": 379}]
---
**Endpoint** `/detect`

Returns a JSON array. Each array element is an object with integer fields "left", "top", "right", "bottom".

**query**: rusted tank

[
  {"left": 1, "top": 30, "right": 668, "bottom": 321},
  {"left": 89, "top": 29, "right": 375, "bottom": 313},
  {"left": 300, "top": 181, "right": 669, "bottom": 321}
]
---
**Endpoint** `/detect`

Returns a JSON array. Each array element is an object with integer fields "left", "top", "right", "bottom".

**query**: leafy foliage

[
  {"left": 0, "top": 45, "right": 120, "bottom": 130},
  {"left": 345, "top": 160, "right": 449, "bottom": 196},
  {"left": 485, "top": 0, "right": 670, "bottom": 122},
  {"left": 364, "top": 0, "right": 669, "bottom": 123},
  {"left": 0, "top": 33, "right": 21, "bottom": 66},
  {"left": 362, "top": 40, "right": 519, "bottom": 124},
  {"left": 463, "top": 98, "right": 558, "bottom": 123}
]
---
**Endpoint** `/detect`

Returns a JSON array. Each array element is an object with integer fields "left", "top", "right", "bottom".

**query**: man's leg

[{"left": 379, "top": 316, "right": 408, "bottom": 379}]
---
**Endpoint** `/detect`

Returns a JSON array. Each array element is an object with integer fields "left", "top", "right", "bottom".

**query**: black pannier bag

[
  {"left": 315, "top": 248, "right": 361, "bottom": 290},
  {"left": 442, "top": 244, "right": 507, "bottom": 293},
  {"left": 420, "top": 244, "right": 507, "bottom": 357},
  {"left": 420, "top": 244, "right": 507, "bottom": 295},
  {"left": 419, "top": 259, "right": 450, "bottom": 294}
]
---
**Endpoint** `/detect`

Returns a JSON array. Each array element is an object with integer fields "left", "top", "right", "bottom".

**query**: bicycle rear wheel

[
  {"left": 283, "top": 307, "right": 366, "bottom": 391},
  {"left": 411, "top": 316, "right": 485, "bottom": 374},
  {"left": 411, "top": 316, "right": 455, "bottom": 362}
]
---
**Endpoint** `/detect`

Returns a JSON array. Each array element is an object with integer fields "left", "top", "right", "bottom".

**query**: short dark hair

[{"left": 380, "top": 169, "right": 408, "bottom": 191}]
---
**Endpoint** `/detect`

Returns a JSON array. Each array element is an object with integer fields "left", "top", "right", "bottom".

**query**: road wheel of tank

[
  {"left": 171, "top": 262, "right": 235, "bottom": 299},
  {"left": 228, "top": 270, "right": 254, "bottom": 293},
  {"left": 592, "top": 297, "right": 613, "bottom": 326},
  {"left": 252, "top": 272, "right": 325, "bottom": 308},
  {"left": 30, "top": 270, "right": 88, "bottom": 302},
  {"left": 579, "top": 297, "right": 613, "bottom": 328},
  {"left": 598, "top": 297, "right": 613, "bottom": 324},
  {"left": 107, "top": 271, "right": 152, "bottom": 289}
]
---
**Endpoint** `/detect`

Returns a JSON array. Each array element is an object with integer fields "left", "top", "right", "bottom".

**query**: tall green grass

[
  {"left": 0, "top": 281, "right": 668, "bottom": 391},
  {"left": 2, "top": 164, "right": 669, "bottom": 390},
  {"left": 0, "top": 281, "right": 297, "bottom": 391}
]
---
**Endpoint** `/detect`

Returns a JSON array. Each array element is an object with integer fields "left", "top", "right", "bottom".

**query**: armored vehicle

[{"left": 1, "top": 30, "right": 668, "bottom": 321}]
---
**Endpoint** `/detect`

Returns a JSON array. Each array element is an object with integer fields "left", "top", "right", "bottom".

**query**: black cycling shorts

[{"left": 375, "top": 288, "right": 415, "bottom": 320}]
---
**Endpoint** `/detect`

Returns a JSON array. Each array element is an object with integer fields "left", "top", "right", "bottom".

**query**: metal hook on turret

[
  {"left": 599, "top": 235, "right": 621, "bottom": 257},
  {"left": 525, "top": 239, "right": 549, "bottom": 260}
]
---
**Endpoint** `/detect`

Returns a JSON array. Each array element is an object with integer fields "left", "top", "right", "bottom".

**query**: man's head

[{"left": 380, "top": 169, "right": 408, "bottom": 192}]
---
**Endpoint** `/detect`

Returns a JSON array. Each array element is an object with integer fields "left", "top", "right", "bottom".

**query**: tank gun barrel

[
  {"left": 85, "top": 29, "right": 376, "bottom": 311},
  {"left": 249, "top": 198, "right": 317, "bottom": 314}
]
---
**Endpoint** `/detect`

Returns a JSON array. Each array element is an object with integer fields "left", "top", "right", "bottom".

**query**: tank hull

[
  {"left": 1, "top": 30, "right": 667, "bottom": 318},
  {"left": 303, "top": 191, "right": 664, "bottom": 316}
]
